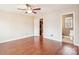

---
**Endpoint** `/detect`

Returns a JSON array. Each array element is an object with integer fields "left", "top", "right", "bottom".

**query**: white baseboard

[
  {"left": 45, "top": 38, "right": 62, "bottom": 42},
  {"left": 0, "top": 35, "right": 33, "bottom": 43},
  {"left": 34, "top": 35, "right": 62, "bottom": 42}
]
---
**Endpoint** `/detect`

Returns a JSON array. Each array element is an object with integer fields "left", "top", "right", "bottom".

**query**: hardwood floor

[{"left": 0, "top": 36, "right": 78, "bottom": 55}]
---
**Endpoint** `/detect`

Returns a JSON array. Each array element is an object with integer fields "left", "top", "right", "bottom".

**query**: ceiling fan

[{"left": 18, "top": 4, "right": 41, "bottom": 14}]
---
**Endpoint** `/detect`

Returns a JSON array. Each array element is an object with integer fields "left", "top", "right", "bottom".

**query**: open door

[
  {"left": 62, "top": 13, "right": 74, "bottom": 44},
  {"left": 39, "top": 18, "right": 43, "bottom": 41}
]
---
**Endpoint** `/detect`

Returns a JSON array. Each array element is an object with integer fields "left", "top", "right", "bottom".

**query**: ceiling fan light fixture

[
  {"left": 27, "top": 10, "right": 32, "bottom": 13},
  {"left": 27, "top": 7, "right": 32, "bottom": 13}
]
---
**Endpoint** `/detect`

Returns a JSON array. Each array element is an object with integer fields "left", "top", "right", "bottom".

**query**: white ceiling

[{"left": 0, "top": 4, "right": 79, "bottom": 15}]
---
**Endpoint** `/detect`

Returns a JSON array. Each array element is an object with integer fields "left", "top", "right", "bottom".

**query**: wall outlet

[{"left": 51, "top": 34, "right": 53, "bottom": 37}]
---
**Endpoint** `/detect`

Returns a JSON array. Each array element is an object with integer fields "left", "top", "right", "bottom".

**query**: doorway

[
  {"left": 62, "top": 13, "right": 74, "bottom": 44},
  {"left": 39, "top": 18, "right": 43, "bottom": 41}
]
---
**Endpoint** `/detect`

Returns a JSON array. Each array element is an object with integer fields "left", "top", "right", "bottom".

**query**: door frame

[{"left": 60, "top": 12, "right": 75, "bottom": 44}]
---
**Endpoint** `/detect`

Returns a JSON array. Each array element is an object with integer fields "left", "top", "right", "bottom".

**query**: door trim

[{"left": 60, "top": 12, "right": 75, "bottom": 44}]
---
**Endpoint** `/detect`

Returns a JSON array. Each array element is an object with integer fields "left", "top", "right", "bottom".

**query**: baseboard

[
  {"left": 44, "top": 37, "right": 62, "bottom": 42},
  {"left": 33, "top": 35, "right": 62, "bottom": 42},
  {"left": 0, "top": 35, "right": 33, "bottom": 43},
  {"left": 0, "top": 35, "right": 71, "bottom": 45}
]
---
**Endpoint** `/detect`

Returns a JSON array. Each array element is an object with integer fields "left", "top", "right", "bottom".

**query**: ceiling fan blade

[
  {"left": 18, "top": 8, "right": 26, "bottom": 10},
  {"left": 33, "top": 8, "right": 41, "bottom": 10}
]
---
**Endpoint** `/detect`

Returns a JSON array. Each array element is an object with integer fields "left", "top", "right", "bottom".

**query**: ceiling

[{"left": 0, "top": 4, "right": 79, "bottom": 15}]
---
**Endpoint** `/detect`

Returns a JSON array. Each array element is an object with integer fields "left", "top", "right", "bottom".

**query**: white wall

[
  {"left": 34, "top": 6, "right": 79, "bottom": 44},
  {"left": 34, "top": 16, "right": 40, "bottom": 36},
  {"left": 74, "top": 9, "right": 79, "bottom": 46},
  {"left": 43, "top": 13, "right": 62, "bottom": 42},
  {"left": 34, "top": 12, "right": 62, "bottom": 42},
  {"left": 0, "top": 10, "right": 34, "bottom": 43}
]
